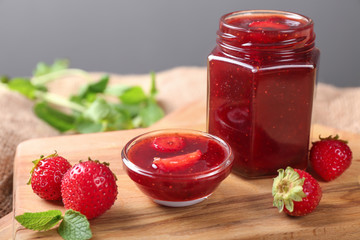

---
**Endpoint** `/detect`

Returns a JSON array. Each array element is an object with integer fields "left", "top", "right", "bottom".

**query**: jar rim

[{"left": 221, "top": 10, "right": 314, "bottom": 33}]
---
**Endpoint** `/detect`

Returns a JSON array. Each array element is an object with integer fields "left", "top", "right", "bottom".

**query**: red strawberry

[
  {"left": 61, "top": 159, "right": 118, "bottom": 219},
  {"left": 310, "top": 135, "right": 352, "bottom": 181},
  {"left": 272, "top": 167, "right": 322, "bottom": 216},
  {"left": 28, "top": 152, "right": 72, "bottom": 201},
  {"left": 153, "top": 150, "right": 202, "bottom": 172},
  {"left": 152, "top": 136, "right": 185, "bottom": 152}
]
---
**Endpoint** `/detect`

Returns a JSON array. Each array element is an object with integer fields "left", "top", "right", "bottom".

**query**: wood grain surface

[{"left": 12, "top": 100, "right": 360, "bottom": 239}]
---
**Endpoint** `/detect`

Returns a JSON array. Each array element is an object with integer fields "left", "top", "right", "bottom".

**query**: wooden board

[{"left": 12, "top": 100, "right": 360, "bottom": 239}]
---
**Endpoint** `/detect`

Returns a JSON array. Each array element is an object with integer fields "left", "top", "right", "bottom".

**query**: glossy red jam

[
  {"left": 207, "top": 10, "right": 320, "bottom": 178},
  {"left": 122, "top": 129, "right": 233, "bottom": 205}
]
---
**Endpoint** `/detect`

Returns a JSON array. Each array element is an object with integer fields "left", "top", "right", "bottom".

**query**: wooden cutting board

[{"left": 12, "top": 100, "right": 360, "bottom": 239}]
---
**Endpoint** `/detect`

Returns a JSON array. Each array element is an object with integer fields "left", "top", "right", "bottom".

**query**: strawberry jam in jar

[
  {"left": 207, "top": 10, "right": 320, "bottom": 178},
  {"left": 122, "top": 129, "right": 233, "bottom": 207}
]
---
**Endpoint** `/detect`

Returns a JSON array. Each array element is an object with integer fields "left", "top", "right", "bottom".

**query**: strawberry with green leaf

[
  {"left": 272, "top": 167, "right": 322, "bottom": 216},
  {"left": 28, "top": 152, "right": 72, "bottom": 201},
  {"left": 61, "top": 159, "right": 118, "bottom": 219},
  {"left": 310, "top": 135, "right": 352, "bottom": 181}
]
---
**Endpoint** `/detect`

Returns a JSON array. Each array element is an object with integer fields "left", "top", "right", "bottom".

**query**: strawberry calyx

[
  {"left": 84, "top": 157, "right": 110, "bottom": 166},
  {"left": 82, "top": 157, "right": 117, "bottom": 181},
  {"left": 272, "top": 167, "right": 307, "bottom": 213},
  {"left": 27, "top": 151, "right": 58, "bottom": 185},
  {"left": 152, "top": 150, "right": 202, "bottom": 172},
  {"left": 317, "top": 134, "right": 348, "bottom": 144}
]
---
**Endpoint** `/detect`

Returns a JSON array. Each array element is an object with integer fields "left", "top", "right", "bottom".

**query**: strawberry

[
  {"left": 152, "top": 136, "right": 185, "bottom": 152},
  {"left": 310, "top": 135, "right": 352, "bottom": 181},
  {"left": 272, "top": 167, "right": 322, "bottom": 216},
  {"left": 28, "top": 152, "right": 72, "bottom": 201},
  {"left": 61, "top": 159, "right": 118, "bottom": 219},
  {"left": 153, "top": 150, "right": 202, "bottom": 172}
]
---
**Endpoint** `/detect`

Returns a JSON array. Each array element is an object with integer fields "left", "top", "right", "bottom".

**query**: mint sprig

[
  {"left": 59, "top": 210, "right": 92, "bottom": 240},
  {"left": 15, "top": 209, "right": 92, "bottom": 240},
  {"left": 2, "top": 59, "right": 164, "bottom": 133},
  {"left": 15, "top": 210, "right": 63, "bottom": 231}
]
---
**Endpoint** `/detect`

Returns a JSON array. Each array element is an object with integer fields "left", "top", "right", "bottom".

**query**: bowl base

[{"left": 152, "top": 195, "right": 211, "bottom": 207}]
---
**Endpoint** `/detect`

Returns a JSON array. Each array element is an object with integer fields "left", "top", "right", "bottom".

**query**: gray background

[{"left": 0, "top": 0, "right": 359, "bottom": 87}]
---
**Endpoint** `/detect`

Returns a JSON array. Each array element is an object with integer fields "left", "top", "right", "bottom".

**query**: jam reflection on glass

[
  {"left": 122, "top": 130, "right": 233, "bottom": 204},
  {"left": 207, "top": 10, "right": 320, "bottom": 178}
]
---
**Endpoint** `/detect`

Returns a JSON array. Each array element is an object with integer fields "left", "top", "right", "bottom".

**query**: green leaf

[
  {"left": 34, "top": 102, "right": 76, "bottom": 132},
  {"left": 15, "top": 210, "right": 63, "bottom": 231},
  {"left": 119, "top": 86, "right": 147, "bottom": 104},
  {"left": 149, "top": 71, "right": 158, "bottom": 97},
  {"left": 33, "top": 59, "right": 69, "bottom": 77},
  {"left": 58, "top": 210, "right": 92, "bottom": 240},
  {"left": 7, "top": 78, "right": 36, "bottom": 99},
  {"left": 104, "top": 105, "right": 133, "bottom": 130},
  {"left": 0, "top": 75, "right": 9, "bottom": 83},
  {"left": 77, "top": 75, "right": 109, "bottom": 100},
  {"left": 105, "top": 85, "right": 130, "bottom": 97},
  {"left": 115, "top": 103, "right": 141, "bottom": 118},
  {"left": 83, "top": 98, "right": 112, "bottom": 122},
  {"left": 74, "top": 116, "right": 103, "bottom": 133},
  {"left": 139, "top": 98, "right": 164, "bottom": 127},
  {"left": 88, "top": 75, "right": 109, "bottom": 93}
]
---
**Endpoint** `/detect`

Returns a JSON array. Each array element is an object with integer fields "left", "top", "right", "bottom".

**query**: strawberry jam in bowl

[{"left": 121, "top": 129, "right": 233, "bottom": 207}]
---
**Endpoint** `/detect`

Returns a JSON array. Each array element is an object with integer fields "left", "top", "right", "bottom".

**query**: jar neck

[{"left": 216, "top": 10, "right": 316, "bottom": 59}]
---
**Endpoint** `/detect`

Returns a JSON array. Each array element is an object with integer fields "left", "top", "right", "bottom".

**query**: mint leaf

[
  {"left": 75, "top": 116, "right": 103, "bottom": 133},
  {"left": 58, "top": 210, "right": 92, "bottom": 240},
  {"left": 116, "top": 103, "right": 141, "bottom": 118},
  {"left": 105, "top": 105, "right": 133, "bottom": 130},
  {"left": 33, "top": 59, "right": 69, "bottom": 77},
  {"left": 87, "top": 75, "right": 109, "bottom": 93},
  {"left": 119, "top": 86, "right": 147, "bottom": 104},
  {"left": 149, "top": 71, "right": 157, "bottom": 97},
  {"left": 139, "top": 98, "right": 164, "bottom": 127},
  {"left": 78, "top": 75, "right": 109, "bottom": 99},
  {"left": 78, "top": 99, "right": 134, "bottom": 132},
  {"left": 83, "top": 98, "right": 112, "bottom": 122},
  {"left": 0, "top": 75, "right": 9, "bottom": 83},
  {"left": 15, "top": 210, "right": 63, "bottom": 231},
  {"left": 7, "top": 78, "right": 37, "bottom": 99},
  {"left": 34, "top": 102, "right": 76, "bottom": 132},
  {"left": 105, "top": 85, "right": 130, "bottom": 97}
]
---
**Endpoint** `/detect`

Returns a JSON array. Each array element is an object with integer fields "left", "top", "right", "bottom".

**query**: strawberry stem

[
  {"left": 27, "top": 151, "right": 58, "bottom": 185},
  {"left": 318, "top": 134, "right": 348, "bottom": 144}
]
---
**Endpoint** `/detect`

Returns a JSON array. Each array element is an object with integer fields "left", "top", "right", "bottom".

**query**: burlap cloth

[{"left": 0, "top": 66, "right": 359, "bottom": 219}]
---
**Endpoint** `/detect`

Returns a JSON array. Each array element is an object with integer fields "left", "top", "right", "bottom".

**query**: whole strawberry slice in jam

[
  {"left": 152, "top": 136, "right": 185, "bottom": 152},
  {"left": 153, "top": 150, "right": 202, "bottom": 172}
]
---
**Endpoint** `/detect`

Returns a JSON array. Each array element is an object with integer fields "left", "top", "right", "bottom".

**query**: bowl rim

[{"left": 121, "top": 128, "right": 234, "bottom": 180}]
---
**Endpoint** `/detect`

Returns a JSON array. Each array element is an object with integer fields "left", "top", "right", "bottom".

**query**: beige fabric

[
  {"left": 0, "top": 87, "right": 59, "bottom": 217},
  {"left": 313, "top": 83, "right": 360, "bottom": 134},
  {"left": 0, "top": 66, "right": 359, "bottom": 218}
]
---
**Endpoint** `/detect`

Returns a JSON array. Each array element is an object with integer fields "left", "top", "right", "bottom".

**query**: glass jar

[{"left": 207, "top": 10, "right": 320, "bottom": 178}]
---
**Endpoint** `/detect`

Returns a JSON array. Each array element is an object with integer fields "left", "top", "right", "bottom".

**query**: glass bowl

[{"left": 121, "top": 129, "right": 233, "bottom": 207}]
